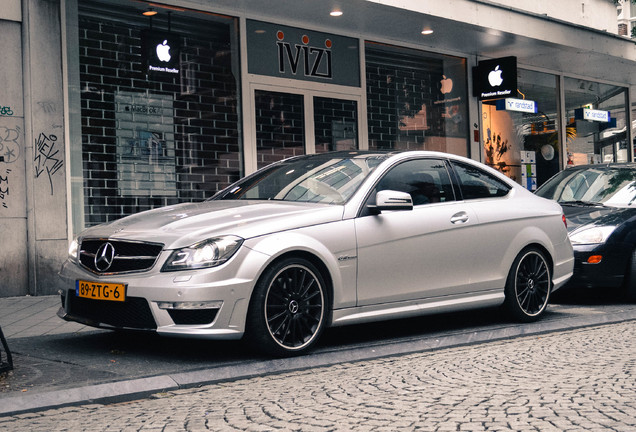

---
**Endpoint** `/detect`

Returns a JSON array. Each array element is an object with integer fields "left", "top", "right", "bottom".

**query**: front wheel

[
  {"left": 246, "top": 257, "right": 328, "bottom": 357},
  {"left": 503, "top": 248, "right": 551, "bottom": 322}
]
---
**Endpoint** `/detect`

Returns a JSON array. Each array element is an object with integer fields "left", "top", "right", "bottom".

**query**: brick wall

[{"left": 78, "top": 8, "right": 240, "bottom": 226}]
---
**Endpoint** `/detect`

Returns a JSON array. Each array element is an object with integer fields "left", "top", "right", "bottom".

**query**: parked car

[
  {"left": 58, "top": 151, "right": 573, "bottom": 356},
  {"left": 535, "top": 163, "right": 636, "bottom": 298}
]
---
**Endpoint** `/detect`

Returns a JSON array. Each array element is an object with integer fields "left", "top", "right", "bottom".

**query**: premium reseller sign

[
  {"left": 473, "top": 56, "right": 517, "bottom": 101},
  {"left": 141, "top": 30, "right": 180, "bottom": 76},
  {"left": 246, "top": 20, "right": 360, "bottom": 87}
]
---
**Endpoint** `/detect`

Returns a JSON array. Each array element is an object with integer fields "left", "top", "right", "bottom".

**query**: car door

[
  {"left": 354, "top": 158, "right": 479, "bottom": 306},
  {"left": 448, "top": 160, "right": 515, "bottom": 291}
]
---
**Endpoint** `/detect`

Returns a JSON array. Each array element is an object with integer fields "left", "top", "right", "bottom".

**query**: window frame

[{"left": 449, "top": 161, "right": 512, "bottom": 201}]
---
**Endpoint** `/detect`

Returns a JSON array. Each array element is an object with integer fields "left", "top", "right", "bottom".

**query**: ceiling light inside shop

[
  {"left": 330, "top": 10, "right": 343, "bottom": 17},
  {"left": 143, "top": 8, "right": 157, "bottom": 16},
  {"left": 421, "top": 28, "right": 434, "bottom": 35}
]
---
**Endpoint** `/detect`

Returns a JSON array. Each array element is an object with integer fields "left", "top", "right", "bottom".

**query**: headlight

[
  {"left": 68, "top": 239, "right": 79, "bottom": 262},
  {"left": 569, "top": 226, "right": 616, "bottom": 245},
  {"left": 161, "top": 236, "right": 243, "bottom": 272}
]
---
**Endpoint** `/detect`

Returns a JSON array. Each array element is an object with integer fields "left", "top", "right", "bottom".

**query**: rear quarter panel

[{"left": 463, "top": 188, "right": 572, "bottom": 291}]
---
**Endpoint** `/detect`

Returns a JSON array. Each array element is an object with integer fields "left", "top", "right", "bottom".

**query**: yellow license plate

[{"left": 76, "top": 280, "right": 126, "bottom": 302}]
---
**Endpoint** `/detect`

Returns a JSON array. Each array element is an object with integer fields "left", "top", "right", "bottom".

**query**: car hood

[
  {"left": 562, "top": 204, "right": 636, "bottom": 234},
  {"left": 78, "top": 200, "right": 345, "bottom": 249}
]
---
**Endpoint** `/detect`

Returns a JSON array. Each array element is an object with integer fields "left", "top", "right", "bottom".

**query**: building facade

[
  {"left": 1, "top": 0, "right": 635, "bottom": 297},
  {"left": 618, "top": 0, "right": 636, "bottom": 38}
]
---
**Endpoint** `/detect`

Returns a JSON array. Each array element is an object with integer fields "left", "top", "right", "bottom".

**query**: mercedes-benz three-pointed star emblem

[{"left": 94, "top": 242, "right": 116, "bottom": 272}]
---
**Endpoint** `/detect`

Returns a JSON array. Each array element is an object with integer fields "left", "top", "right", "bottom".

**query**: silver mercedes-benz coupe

[{"left": 58, "top": 151, "right": 574, "bottom": 356}]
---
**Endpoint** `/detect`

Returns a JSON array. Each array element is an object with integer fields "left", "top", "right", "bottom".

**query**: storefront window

[
  {"left": 563, "top": 77, "right": 629, "bottom": 165},
  {"left": 482, "top": 69, "right": 559, "bottom": 189},
  {"left": 255, "top": 90, "right": 304, "bottom": 169},
  {"left": 75, "top": 1, "right": 241, "bottom": 227},
  {"left": 365, "top": 43, "right": 469, "bottom": 156},
  {"left": 314, "top": 97, "right": 358, "bottom": 153}
]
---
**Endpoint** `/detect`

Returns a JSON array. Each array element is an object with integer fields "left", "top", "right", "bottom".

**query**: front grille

[
  {"left": 68, "top": 291, "right": 157, "bottom": 330},
  {"left": 167, "top": 309, "right": 219, "bottom": 325},
  {"left": 79, "top": 239, "right": 164, "bottom": 274}
]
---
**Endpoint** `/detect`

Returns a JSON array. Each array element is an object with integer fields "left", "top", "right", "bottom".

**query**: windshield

[
  {"left": 212, "top": 153, "right": 388, "bottom": 204},
  {"left": 536, "top": 166, "right": 636, "bottom": 207}
]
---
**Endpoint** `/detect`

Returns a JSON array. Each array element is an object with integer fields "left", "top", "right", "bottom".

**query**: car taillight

[{"left": 562, "top": 214, "right": 567, "bottom": 228}]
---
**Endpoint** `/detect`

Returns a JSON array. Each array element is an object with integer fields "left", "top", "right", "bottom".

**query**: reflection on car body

[
  {"left": 59, "top": 151, "right": 574, "bottom": 356},
  {"left": 536, "top": 163, "right": 636, "bottom": 297}
]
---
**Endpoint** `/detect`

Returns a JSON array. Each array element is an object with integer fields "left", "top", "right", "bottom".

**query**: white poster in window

[{"left": 115, "top": 92, "right": 176, "bottom": 197}]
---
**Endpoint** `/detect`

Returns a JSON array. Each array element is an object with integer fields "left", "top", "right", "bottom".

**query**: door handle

[{"left": 450, "top": 212, "right": 469, "bottom": 224}]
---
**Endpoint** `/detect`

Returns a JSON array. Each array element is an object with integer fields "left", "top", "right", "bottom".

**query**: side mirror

[{"left": 370, "top": 190, "right": 413, "bottom": 213}]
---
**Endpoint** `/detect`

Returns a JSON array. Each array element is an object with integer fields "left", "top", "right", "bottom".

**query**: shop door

[{"left": 249, "top": 86, "right": 361, "bottom": 172}]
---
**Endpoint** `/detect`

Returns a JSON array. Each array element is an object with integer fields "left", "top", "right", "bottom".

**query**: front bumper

[
  {"left": 57, "top": 246, "right": 267, "bottom": 339},
  {"left": 567, "top": 243, "right": 631, "bottom": 289}
]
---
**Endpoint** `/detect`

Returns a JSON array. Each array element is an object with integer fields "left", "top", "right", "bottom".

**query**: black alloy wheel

[
  {"left": 247, "top": 257, "right": 327, "bottom": 356},
  {"left": 504, "top": 248, "right": 551, "bottom": 322}
]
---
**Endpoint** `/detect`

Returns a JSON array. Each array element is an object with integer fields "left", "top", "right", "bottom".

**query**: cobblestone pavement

[{"left": 1, "top": 321, "right": 635, "bottom": 431}]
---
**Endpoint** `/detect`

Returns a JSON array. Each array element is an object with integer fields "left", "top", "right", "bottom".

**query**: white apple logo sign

[
  {"left": 156, "top": 40, "right": 171, "bottom": 62},
  {"left": 488, "top": 65, "right": 503, "bottom": 87},
  {"left": 440, "top": 75, "right": 453, "bottom": 94}
]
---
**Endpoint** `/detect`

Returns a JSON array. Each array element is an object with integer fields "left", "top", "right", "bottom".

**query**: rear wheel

[
  {"left": 246, "top": 257, "right": 327, "bottom": 356},
  {"left": 503, "top": 248, "right": 551, "bottom": 322},
  {"left": 624, "top": 249, "right": 636, "bottom": 302}
]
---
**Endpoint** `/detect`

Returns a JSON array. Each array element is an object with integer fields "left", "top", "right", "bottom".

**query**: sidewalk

[{"left": 0, "top": 295, "right": 92, "bottom": 339}]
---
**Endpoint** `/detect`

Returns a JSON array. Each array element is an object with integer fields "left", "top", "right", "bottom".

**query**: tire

[
  {"left": 503, "top": 248, "right": 551, "bottom": 322},
  {"left": 246, "top": 257, "right": 328, "bottom": 356},
  {"left": 624, "top": 249, "right": 636, "bottom": 302}
]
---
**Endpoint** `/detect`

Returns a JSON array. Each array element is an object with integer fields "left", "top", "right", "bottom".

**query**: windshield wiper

[{"left": 561, "top": 200, "right": 605, "bottom": 207}]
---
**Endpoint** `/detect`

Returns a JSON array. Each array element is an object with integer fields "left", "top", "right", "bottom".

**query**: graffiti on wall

[
  {"left": 37, "top": 101, "right": 57, "bottom": 114},
  {"left": 0, "top": 106, "right": 14, "bottom": 116},
  {"left": 0, "top": 126, "right": 21, "bottom": 210},
  {"left": 0, "top": 168, "right": 9, "bottom": 208},
  {"left": 0, "top": 126, "right": 21, "bottom": 164},
  {"left": 34, "top": 132, "right": 63, "bottom": 195}
]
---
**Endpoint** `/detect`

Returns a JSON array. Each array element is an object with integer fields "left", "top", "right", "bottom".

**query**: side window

[
  {"left": 451, "top": 161, "right": 511, "bottom": 200},
  {"left": 375, "top": 159, "right": 455, "bottom": 205}
]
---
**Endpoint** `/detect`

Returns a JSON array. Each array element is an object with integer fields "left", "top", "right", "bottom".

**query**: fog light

[
  {"left": 586, "top": 255, "right": 602, "bottom": 264},
  {"left": 157, "top": 300, "right": 223, "bottom": 310}
]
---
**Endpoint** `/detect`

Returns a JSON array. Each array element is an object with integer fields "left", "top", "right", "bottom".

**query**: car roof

[{"left": 564, "top": 162, "right": 636, "bottom": 171}]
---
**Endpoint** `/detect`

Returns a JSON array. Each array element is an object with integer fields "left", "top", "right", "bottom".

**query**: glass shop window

[
  {"left": 481, "top": 69, "right": 560, "bottom": 189},
  {"left": 563, "top": 78, "right": 629, "bottom": 166},
  {"left": 365, "top": 43, "right": 469, "bottom": 156},
  {"left": 76, "top": 0, "right": 241, "bottom": 227}
]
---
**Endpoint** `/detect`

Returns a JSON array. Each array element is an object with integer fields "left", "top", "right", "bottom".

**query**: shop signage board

[
  {"left": 574, "top": 107, "right": 611, "bottom": 122},
  {"left": 495, "top": 98, "right": 537, "bottom": 114},
  {"left": 246, "top": 20, "right": 360, "bottom": 87},
  {"left": 141, "top": 30, "right": 181, "bottom": 76},
  {"left": 472, "top": 56, "right": 517, "bottom": 101}
]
